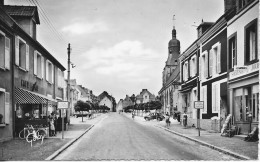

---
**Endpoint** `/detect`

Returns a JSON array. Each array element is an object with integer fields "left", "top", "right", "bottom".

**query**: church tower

[{"left": 163, "top": 15, "right": 180, "bottom": 85}]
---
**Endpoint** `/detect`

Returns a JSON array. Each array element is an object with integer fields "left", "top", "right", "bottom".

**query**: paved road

[{"left": 55, "top": 113, "right": 237, "bottom": 160}]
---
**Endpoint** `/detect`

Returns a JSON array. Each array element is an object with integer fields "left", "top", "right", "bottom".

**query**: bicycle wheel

[
  {"left": 26, "top": 133, "right": 34, "bottom": 143},
  {"left": 19, "top": 129, "right": 30, "bottom": 139},
  {"left": 36, "top": 129, "right": 47, "bottom": 138}
]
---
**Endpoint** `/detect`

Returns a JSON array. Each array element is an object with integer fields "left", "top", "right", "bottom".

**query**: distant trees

[
  {"left": 74, "top": 100, "right": 110, "bottom": 121},
  {"left": 123, "top": 100, "right": 162, "bottom": 112}
]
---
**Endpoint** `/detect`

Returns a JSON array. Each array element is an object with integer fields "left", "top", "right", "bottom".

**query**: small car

[{"left": 144, "top": 113, "right": 165, "bottom": 121}]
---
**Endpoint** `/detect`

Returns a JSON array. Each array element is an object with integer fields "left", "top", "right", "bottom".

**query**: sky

[{"left": 6, "top": 0, "right": 224, "bottom": 102}]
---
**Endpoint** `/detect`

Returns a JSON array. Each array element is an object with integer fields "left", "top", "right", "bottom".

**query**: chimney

[
  {"left": 224, "top": 0, "right": 236, "bottom": 12},
  {"left": 0, "top": 0, "right": 4, "bottom": 5}
]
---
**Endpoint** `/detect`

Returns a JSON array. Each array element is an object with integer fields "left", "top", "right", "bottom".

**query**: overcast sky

[{"left": 6, "top": 0, "right": 223, "bottom": 102}]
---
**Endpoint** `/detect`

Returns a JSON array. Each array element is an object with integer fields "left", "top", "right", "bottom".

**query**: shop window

[
  {"left": 0, "top": 31, "right": 10, "bottom": 70},
  {"left": 34, "top": 51, "right": 44, "bottom": 79},
  {"left": 228, "top": 34, "right": 237, "bottom": 69},
  {"left": 15, "top": 36, "right": 29, "bottom": 71},
  {"left": 245, "top": 19, "right": 258, "bottom": 64}
]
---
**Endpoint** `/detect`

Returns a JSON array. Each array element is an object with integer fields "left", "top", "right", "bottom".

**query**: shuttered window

[{"left": 15, "top": 36, "right": 29, "bottom": 71}]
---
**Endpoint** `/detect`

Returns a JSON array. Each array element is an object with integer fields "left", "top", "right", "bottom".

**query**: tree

[{"left": 74, "top": 100, "right": 92, "bottom": 122}]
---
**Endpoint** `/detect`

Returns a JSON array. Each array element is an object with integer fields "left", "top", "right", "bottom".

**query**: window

[
  {"left": 0, "top": 31, "right": 10, "bottom": 70},
  {"left": 210, "top": 42, "right": 221, "bottom": 76},
  {"left": 234, "top": 85, "right": 259, "bottom": 122},
  {"left": 46, "top": 60, "right": 54, "bottom": 84},
  {"left": 245, "top": 19, "right": 257, "bottom": 64},
  {"left": 0, "top": 89, "right": 9, "bottom": 124},
  {"left": 34, "top": 51, "right": 44, "bottom": 78},
  {"left": 228, "top": 34, "right": 237, "bottom": 69},
  {"left": 183, "top": 61, "right": 189, "bottom": 81},
  {"left": 15, "top": 36, "right": 29, "bottom": 71}
]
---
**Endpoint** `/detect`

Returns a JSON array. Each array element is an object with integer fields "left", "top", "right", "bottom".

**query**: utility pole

[
  {"left": 64, "top": 43, "right": 71, "bottom": 139},
  {"left": 196, "top": 43, "right": 200, "bottom": 136}
]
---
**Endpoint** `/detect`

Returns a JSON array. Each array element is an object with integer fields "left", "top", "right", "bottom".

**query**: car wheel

[{"left": 145, "top": 118, "right": 149, "bottom": 121}]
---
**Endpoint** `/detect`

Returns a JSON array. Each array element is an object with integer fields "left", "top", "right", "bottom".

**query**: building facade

[
  {"left": 0, "top": 3, "right": 66, "bottom": 141},
  {"left": 159, "top": 22, "right": 181, "bottom": 115},
  {"left": 227, "top": 0, "right": 259, "bottom": 134},
  {"left": 136, "top": 89, "right": 156, "bottom": 104}
]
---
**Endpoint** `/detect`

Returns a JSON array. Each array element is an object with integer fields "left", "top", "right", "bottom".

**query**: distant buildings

[
  {"left": 117, "top": 89, "right": 156, "bottom": 112},
  {"left": 136, "top": 89, "right": 156, "bottom": 104},
  {"left": 98, "top": 91, "right": 116, "bottom": 112}
]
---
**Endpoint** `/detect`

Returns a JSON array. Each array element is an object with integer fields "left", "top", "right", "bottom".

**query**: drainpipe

[{"left": 12, "top": 33, "right": 15, "bottom": 137}]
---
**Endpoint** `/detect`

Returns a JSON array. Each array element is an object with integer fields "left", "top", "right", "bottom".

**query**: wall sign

[
  {"left": 21, "top": 79, "right": 38, "bottom": 92},
  {"left": 194, "top": 101, "right": 204, "bottom": 109},
  {"left": 229, "top": 62, "right": 259, "bottom": 80}
]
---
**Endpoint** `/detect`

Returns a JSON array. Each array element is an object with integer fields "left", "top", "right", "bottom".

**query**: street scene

[{"left": 0, "top": 0, "right": 259, "bottom": 161}]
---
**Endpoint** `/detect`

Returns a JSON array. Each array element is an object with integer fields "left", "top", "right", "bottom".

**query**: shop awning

[{"left": 15, "top": 87, "right": 57, "bottom": 104}]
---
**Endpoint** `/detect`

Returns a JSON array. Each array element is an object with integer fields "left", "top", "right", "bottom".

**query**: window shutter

[
  {"left": 204, "top": 86, "right": 207, "bottom": 113},
  {"left": 217, "top": 44, "right": 221, "bottom": 74},
  {"left": 41, "top": 56, "right": 44, "bottom": 79},
  {"left": 194, "top": 57, "right": 197, "bottom": 76},
  {"left": 5, "top": 92, "right": 10, "bottom": 124},
  {"left": 209, "top": 49, "right": 213, "bottom": 77},
  {"left": 34, "top": 51, "right": 37, "bottom": 75},
  {"left": 46, "top": 60, "right": 49, "bottom": 81},
  {"left": 4, "top": 37, "right": 10, "bottom": 69},
  {"left": 15, "top": 36, "right": 19, "bottom": 66},
  {"left": 26, "top": 44, "right": 29, "bottom": 71},
  {"left": 52, "top": 64, "right": 54, "bottom": 84},
  {"left": 216, "top": 85, "right": 220, "bottom": 112},
  {"left": 180, "top": 63, "right": 182, "bottom": 82},
  {"left": 212, "top": 84, "right": 216, "bottom": 112},
  {"left": 199, "top": 57, "right": 202, "bottom": 80},
  {"left": 204, "top": 52, "right": 208, "bottom": 78}
]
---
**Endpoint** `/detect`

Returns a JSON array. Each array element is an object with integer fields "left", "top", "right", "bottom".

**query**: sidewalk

[
  {"left": 124, "top": 112, "right": 259, "bottom": 160},
  {"left": 0, "top": 113, "right": 106, "bottom": 161}
]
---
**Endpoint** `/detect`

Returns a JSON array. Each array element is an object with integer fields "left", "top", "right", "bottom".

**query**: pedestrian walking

[
  {"left": 165, "top": 112, "right": 170, "bottom": 128},
  {"left": 132, "top": 111, "right": 135, "bottom": 120},
  {"left": 183, "top": 111, "right": 188, "bottom": 127}
]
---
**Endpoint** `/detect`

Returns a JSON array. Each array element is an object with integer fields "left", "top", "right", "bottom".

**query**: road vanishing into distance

[{"left": 55, "top": 113, "right": 237, "bottom": 160}]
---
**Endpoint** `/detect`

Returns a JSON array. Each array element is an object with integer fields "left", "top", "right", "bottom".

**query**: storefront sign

[
  {"left": 57, "top": 101, "right": 69, "bottom": 109},
  {"left": 194, "top": 101, "right": 204, "bottom": 109},
  {"left": 229, "top": 62, "right": 259, "bottom": 80},
  {"left": 21, "top": 80, "right": 38, "bottom": 92}
]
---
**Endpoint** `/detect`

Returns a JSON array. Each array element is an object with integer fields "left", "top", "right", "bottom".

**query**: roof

[
  {"left": 136, "top": 89, "right": 156, "bottom": 99},
  {"left": 2, "top": 5, "right": 40, "bottom": 24}
]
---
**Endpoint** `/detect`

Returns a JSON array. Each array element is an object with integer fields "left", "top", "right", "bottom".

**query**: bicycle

[
  {"left": 18, "top": 124, "right": 34, "bottom": 139},
  {"left": 25, "top": 125, "right": 47, "bottom": 147}
]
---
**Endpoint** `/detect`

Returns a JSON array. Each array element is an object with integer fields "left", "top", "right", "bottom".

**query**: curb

[
  {"left": 45, "top": 124, "right": 94, "bottom": 160},
  {"left": 155, "top": 125, "right": 251, "bottom": 160}
]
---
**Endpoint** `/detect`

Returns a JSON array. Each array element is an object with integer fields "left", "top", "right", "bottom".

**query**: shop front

[
  {"left": 14, "top": 87, "right": 58, "bottom": 137},
  {"left": 229, "top": 63, "right": 259, "bottom": 134}
]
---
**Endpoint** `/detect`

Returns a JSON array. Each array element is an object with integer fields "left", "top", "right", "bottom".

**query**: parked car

[{"left": 144, "top": 113, "right": 165, "bottom": 121}]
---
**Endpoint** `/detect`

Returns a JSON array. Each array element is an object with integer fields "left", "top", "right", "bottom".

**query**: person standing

[{"left": 166, "top": 112, "right": 170, "bottom": 128}]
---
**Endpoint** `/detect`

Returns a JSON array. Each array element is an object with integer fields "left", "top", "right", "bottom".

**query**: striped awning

[{"left": 15, "top": 87, "right": 56, "bottom": 104}]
